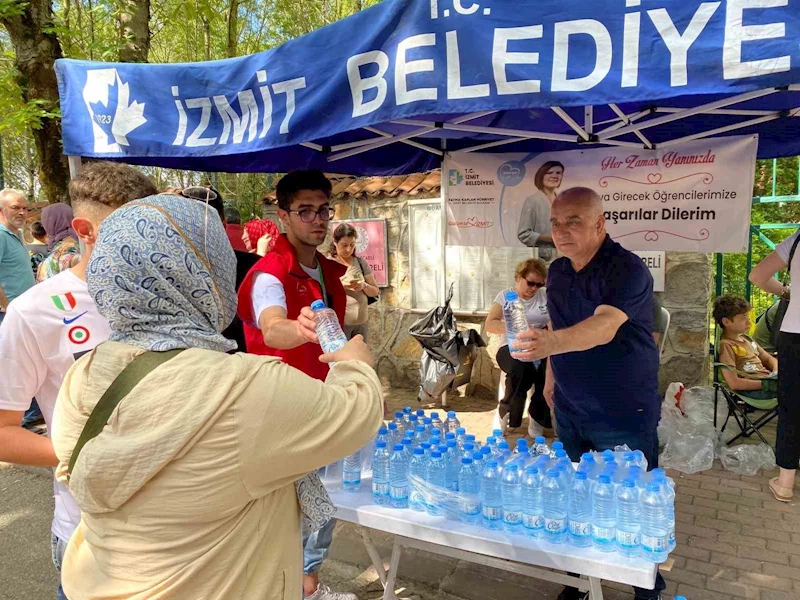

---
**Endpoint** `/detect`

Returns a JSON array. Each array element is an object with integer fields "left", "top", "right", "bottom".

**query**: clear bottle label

[
  {"left": 592, "top": 525, "right": 616, "bottom": 542},
  {"left": 616, "top": 530, "right": 640, "bottom": 548},
  {"left": 641, "top": 534, "right": 668, "bottom": 552},
  {"left": 390, "top": 485, "right": 409, "bottom": 500},
  {"left": 372, "top": 482, "right": 390, "bottom": 495},
  {"left": 523, "top": 514, "right": 544, "bottom": 530},
  {"left": 504, "top": 510, "right": 522, "bottom": 525},
  {"left": 343, "top": 472, "right": 361, "bottom": 485},
  {"left": 483, "top": 506, "right": 502, "bottom": 520},
  {"left": 570, "top": 521, "right": 591, "bottom": 537},
  {"left": 545, "top": 517, "right": 566, "bottom": 533},
  {"left": 460, "top": 499, "right": 480, "bottom": 515}
]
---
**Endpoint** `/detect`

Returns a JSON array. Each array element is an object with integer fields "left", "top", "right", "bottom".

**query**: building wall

[{"left": 321, "top": 194, "right": 712, "bottom": 396}]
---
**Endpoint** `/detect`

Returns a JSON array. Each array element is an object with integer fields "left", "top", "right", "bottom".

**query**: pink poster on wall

[{"left": 330, "top": 219, "right": 389, "bottom": 287}]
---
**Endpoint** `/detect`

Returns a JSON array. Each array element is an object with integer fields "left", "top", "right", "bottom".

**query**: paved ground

[{"left": 3, "top": 387, "right": 799, "bottom": 600}]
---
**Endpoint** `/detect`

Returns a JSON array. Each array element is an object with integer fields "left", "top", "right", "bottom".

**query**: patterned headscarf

[
  {"left": 244, "top": 218, "right": 280, "bottom": 250},
  {"left": 88, "top": 194, "right": 237, "bottom": 353},
  {"left": 41, "top": 202, "right": 77, "bottom": 251}
]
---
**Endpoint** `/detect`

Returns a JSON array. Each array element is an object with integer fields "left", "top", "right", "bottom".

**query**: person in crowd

[
  {"left": 37, "top": 203, "right": 80, "bottom": 282},
  {"left": 27, "top": 220, "right": 49, "bottom": 274},
  {"left": 50, "top": 193, "right": 382, "bottom": 599},
  {"left": 753, "top": 299, "right": 780, "bottom": 355},
  {"left": 224, "top": 205, "right": 248, "bottom": 252},
  {"left": 517, "top": 161, "right": 565, "bottom": 260},
  {"left": 0, "top": 188, "right": 35, "bottom": 327},
  {"left": 714, "top": 295, "right": 778, "bottom": 399},
  {"left": 243, "top": 217, "right": 281, "bottom": 256},
  {"left": 511, "top": 187, "right": 665, "bottom": 600},
  {"left": 652, "top": 293, "right": 668, "bottom": 349},
  {"left": 237, "top": 170, "right": 355, "bottom": 600},
  {"left": 750, "top": 230, "right": 799, "bottom": 502},
  {"left": 0, "top": 161, "right": 158, "bottom": 600},
  {"left": 329, "top": 223, "right": 380, "bottom": 341},
  {"left": 170, "top": 185, "right": 260, "bottom": 353},
  {"left": 484, "top": 258, "right": 551, "bottom": 437}
]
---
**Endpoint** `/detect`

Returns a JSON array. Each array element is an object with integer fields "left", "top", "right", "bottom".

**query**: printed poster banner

[
  {"left": 444, "top": 135, "right": 757, "bottom": 253},
  {"left": 330, "top": 219, "right": 389, "bottom": 287}
]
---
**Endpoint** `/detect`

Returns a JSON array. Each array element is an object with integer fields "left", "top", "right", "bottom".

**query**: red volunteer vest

[{"left": 237, "top": 234, "right": 347, "bottom": 381}]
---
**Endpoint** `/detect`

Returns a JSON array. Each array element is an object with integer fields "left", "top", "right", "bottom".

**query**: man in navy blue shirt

[{"left": 513, "top": 187, "right": 664, "bottom": 600}]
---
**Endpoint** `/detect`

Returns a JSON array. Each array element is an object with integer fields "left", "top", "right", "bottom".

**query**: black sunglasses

[
  {"left": 525, "top": 279, "right": 545, "bottom": 289},
  {"left": 289, "top": 206, "right": 333, "bottom": 223}
]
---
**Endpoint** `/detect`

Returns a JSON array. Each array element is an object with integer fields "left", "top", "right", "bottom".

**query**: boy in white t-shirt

[{"left": 0, "top": 162, "right": 157, "bottom": 599}]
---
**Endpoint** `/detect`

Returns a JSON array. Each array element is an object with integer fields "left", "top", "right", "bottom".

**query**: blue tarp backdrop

[{"left": 55, "top": 0, "right": 800, "bottom": 174}]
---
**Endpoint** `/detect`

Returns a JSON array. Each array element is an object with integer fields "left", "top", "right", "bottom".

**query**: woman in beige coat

[{"left": 52, "top": 194, "right": 383, "bottom": 599}]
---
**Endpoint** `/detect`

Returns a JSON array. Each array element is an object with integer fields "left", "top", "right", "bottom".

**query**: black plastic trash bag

[{"left": 409, "top": 285, "right": 485, "bottom": 403}]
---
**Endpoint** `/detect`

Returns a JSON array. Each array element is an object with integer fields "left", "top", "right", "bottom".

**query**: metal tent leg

[{"left": 588, "top": 577, "right": 604, "bottom": 600}]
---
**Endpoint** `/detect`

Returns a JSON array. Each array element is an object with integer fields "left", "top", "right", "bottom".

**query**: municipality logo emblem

[
  {"left": 82, "top": 68, "right": 146, "bottom": 153},
  {"left": 448, "top": 169, "right": 463, "bottom": 186}
]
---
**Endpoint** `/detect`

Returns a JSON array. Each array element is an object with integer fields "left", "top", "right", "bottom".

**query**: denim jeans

[
  {"left": 555, "top": 409, "right": 666, "bottom": 599},
  {"left": 51, "top": 534, "right": 69, "bottom": 600},
  {"left": 22, "top": 399, "right": 44, "bottom": 427},
  {"left": 303, "top": 518, "right": 336, "bottom": 575}
]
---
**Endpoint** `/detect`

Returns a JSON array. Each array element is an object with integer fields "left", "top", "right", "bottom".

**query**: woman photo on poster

[{"left": 517, "top": 161, "right": 565, "bottom": 260}]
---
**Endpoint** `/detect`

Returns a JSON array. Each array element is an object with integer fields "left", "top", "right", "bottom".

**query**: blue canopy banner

[{"left": 55, "top": 0, "right": 800, "bottom": 175}]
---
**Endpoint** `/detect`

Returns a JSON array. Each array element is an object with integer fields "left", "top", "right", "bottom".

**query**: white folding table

[{"left": 329, "top": 479, "right": 658, "bottom": 600}]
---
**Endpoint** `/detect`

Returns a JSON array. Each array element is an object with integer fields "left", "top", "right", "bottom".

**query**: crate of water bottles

[{"left": 338, "top": 407, "right": 676, "bottom": 566}]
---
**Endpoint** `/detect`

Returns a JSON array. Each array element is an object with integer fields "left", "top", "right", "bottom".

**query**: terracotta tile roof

[{"left": 262, "top": 171, "right": 440, "bottom": 203}]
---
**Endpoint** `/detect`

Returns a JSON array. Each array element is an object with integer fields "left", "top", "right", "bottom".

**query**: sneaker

[
  {"left": 305, "top": 584, "right": 358, "bottom": 600},
  {"left": 527, "top": 419, "right": 545, "bottom": 439},
  {"left": 492, "top": 409, "right": 509, "bottom": 435},
  {"left": 556, "top": 587, "right": 588, "bottom": 600}
]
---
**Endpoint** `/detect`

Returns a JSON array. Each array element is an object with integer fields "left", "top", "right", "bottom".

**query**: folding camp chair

[{"left": 712, "top": 330, "right": 778, "bottom": 446}]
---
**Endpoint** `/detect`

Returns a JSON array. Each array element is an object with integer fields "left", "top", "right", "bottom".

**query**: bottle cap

[
  {"left": 624, "top": 451, "right": 636, "bottom": 461},
  {"left": 310, "top": 300, "right": 326, "bottom": 310},
  {"left": 438, "top": 445, "right": 448, "bottom": 453},
  {"left": 505, "top": 463, "right": 518, "bottom": 471},
  {"left": 498, "top": 441, "right": 510, "bottom": 450},
  {"left": 581, "top": 452, "right": 594, "bottom": 461},
  {"left": 376, "top": 441, "right": 387, "bottom": 448},
  {"left": 424, "top": 418, "right": 433, "bottom": 425},
  {"left": 535, "top": 436, "right": 546, "bottom": 444},
  {"left": 525, "top": 465, "right": 539, "bottom": 474},
  {"left": 486, "top": 436, "right": 496, "bottom": 445},
  {"left": 598, "top": 474, "right": 612, "bottom": 484},
  {"left": 555, "top": 449, "right": 567, "bottom": 458},
  {"left": 379, "top": 426, "right": 388, "bottom": 434},
  {"left": 448, "top": 411, "right": 456, "bottom": 418},
  {"left": 431, "top": 412, "right": 439, "bottom": 420},
  {"left": 481, "top": 446, "right": 492, "bottom": 455},
  {"left": 622, "top": 479, "right": 635, "bottom": 488},
  {"left": 466, "top": 434, "right": 476, "bottom": 442},
  {"left": 652, "top": 468, "right": 666, "bottom": 478},
  {"left": 504, "top": 290, "right": 519, "bottom": 302},
  {"left": 431, "top": 428, "right": 441, "bottom": 437},
  {"left": 388, "top": 423, "right": 397, "bottom": 431},
  {"left": 546, "top": 469, "right": 559, "bottom": 477},
  {"left": 464, "top": 442, "right": 474, "bottom": 451},
  {"left": 404, "top": 430, "right": 414, "bottom": 438},
  {"left": 457, "top": 427, "right": 466, "bottom": 435},
  {"left": 431, "top": 451, "right": 442, "bottom": 459},
  {"left": 447, "top": 440, "right": 457, "bottom": 448},
  {"left": 421, "top": 442, "right": 431, "bottom": 450},
  {"left": 602, "top": 449, "right": 614, "bottom": 459},
  {"left": 517, "top": 439, "right": 528, "bottom": 449},
  {"left": 472, "top": 452, "right": 483, "bottom": 461},
  {"left": 574, "top": 471, "right": 588, "bottom": 480},
  {"left": 493, "top": 429, "right": 503, "bottom": 437},
  {"left": 416, "top": 425, "right": 425, "bottom": 432},
  {"left": 646, "top": 483, "right": 661, "bottom": 492},
  {"left": 403, "top": 406, "right": 412, "bottom": 414},
  {"left": 416, "top": 409, "right": 425, "bottom": 417},
  {"left": 413, "top": 448, "right": 424, "bottom": 455},
  {"left": 393, "top": 444, "right": 404, "bottom": 452},
  {"left": 395, "top": 411, "right": 404, "bottom": 419},
  {"left": 409, "top": 414, "right": 418, "bottom": 422},
  {"left": 553, "top": 441, "right": 564, "bottom": 450},
  {"left": 486, "top": 460, "right": 499, "bottom": 467},
  {"left": 445, "top": 432, "right": 456, "bottom": 440},
  {"left": 401, "top": 438, "right": 411, "bottom": 446},
  {"left": 461, "top": 457, "right": 473, "bottom": 465},
  {"left": 429, "top": 437, "right": 441, "bottom": 446}
]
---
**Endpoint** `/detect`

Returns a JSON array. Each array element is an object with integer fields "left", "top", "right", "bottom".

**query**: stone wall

[{"left": 286, "top": 195, "right": 713, "bottom": 396}]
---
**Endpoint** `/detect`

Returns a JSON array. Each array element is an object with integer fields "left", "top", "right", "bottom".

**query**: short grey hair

[
  {"left": 0, "top": 189, "right": 27, "bottom": 209},
  {"left": 554, "top": 187, "right": 603, "bottom": 215}
]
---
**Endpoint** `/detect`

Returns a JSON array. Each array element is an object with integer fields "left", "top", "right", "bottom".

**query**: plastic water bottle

[
  {"left": 376, "top": 425, "right": 389, "bottom": 446},
  {"left": 592, "top": 474, "right": 617, "bottom": 553},
  {"left": 543, "top": 469, "right": 568, "bottom": 544},
  {"left": 551, "top": 441, "right": 564, "bottom": 458},
  {"left": 389, "top": 444, "right": 410, "bottom": 509},
  {"left": 495, "top": 440, "right": 512, "bottom": 465},
  {"left": 555, "top": 449, "right": 573, "bottom": 484},
  {"left": 401, "top": 437, "right": 413, "bottom": 459},
  {"left": 485, "top": 436, "right": 497, "bottom": 452},
  {"left": 480, "top": 460, "right": 503, "bottom": 530},
  {"left": 616, "top": 479, "right": 641, "bottom": 558},
  {"left": 503, "top": 290, "right": 529, "bottom": 351},
  {"left": 480, "top": 446, "right": 492, "bottom": 461},
  {"left": 343, "top": 448, "right": 362, "bottom": 492},
  {"left": 429, "top": 436, "right": 442, "bottom": 449},
  {"left": 423, "top": 417, "right": 434, "bottom": 435},
  {"left": 533, "top": 436, "right": 549, "bottom": 458},
  {"left": 444, "top": 411, "right": 461, "bottom": 433},
  {"left": 392, "top": 411, "right": 405, "bottom": 430},
  {"left": 568, "top": 471, "right": 593, "bottom": 547},
  {"left": 402, "top": 406, "right": 412, "bottom": 425},
  {"left": 492, "top": 429, "right": 506, "bottom": 445},
  {"left": 415, "top": 409, "right": 425, "bottom": 420},
  {"left": 456, "top": 427, "right": 467, "bottom": 449},
  {"left": 458, "top": 457, "right": 481, "bottom": 525},
  {"left": 430, "top": 428, "right": 442, "bottom": 441},
  {"left": 430, "top": 412, "right": 444, "bottom": 431},
  {"left": 420, "top": 442, "right": 432, "bottom": 464},
  {"left": 515, "top": 438, "right": 530, "bottom": 456},
  {"left": 445, "top": 440, "right": 460, "bottom": 491},
  {"left": 640, "top": 482, "right": 670, "bottom": 563},
  {"left": 465, "top": 434, "right": 479, "bottom": 450},
  {"left": 627, "top": 465, "right": 645, "bottom": 491},
  {"left": 372, "top": 441, "right": 391, "bottom": 506},
  {"left": 501, "top": 463, "right": 523, "bottom": 533},
  {"left": 577, "top": 453, "right": 597, "bottom": 480},
  {"left": 445, "top": 431, "right": 456, "bottom": 442},
  {"left": 426, "top": 451, "right": 447, "bottom": 515},
  {"left": 653, "top": 474, "right": 676, "bottom": 551},
  {"left": 521, "top": 465, "right": 544, "bottom": 538},
  {"left": 310, "top": 300, "right": 347, "bottom": 353},
  {"left": 415, "top": 424, "right": 428, "bottom": 445},
  {"left": 389, "top": 422, "right": 405, "bottom": 446},
  {"left": 461, "top": 442, "right": 476, "bottom": 461},
  {"left": 408, "top": 448, "right": 427, "bottom": 512}
]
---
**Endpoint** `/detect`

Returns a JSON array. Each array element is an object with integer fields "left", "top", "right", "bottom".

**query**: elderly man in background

[
  {"left": 512, "top": 187, "right": 665, "bottom": 600},
  {"left": 0, "top": 189, "right": 35, "bottom": 327}
]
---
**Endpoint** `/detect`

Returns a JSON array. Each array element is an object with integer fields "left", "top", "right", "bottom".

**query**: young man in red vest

[{"left": 237, "top": 170, "right": 353, "bottom": 600}]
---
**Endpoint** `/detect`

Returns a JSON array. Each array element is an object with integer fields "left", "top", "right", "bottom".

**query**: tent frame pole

[{"left": 68, "top": 156, "right": 82, "bottom": 179}]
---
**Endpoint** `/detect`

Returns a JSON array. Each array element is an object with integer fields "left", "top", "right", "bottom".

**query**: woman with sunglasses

[{"left": 484, "top": 258, "right": 552, "bottom": 437}]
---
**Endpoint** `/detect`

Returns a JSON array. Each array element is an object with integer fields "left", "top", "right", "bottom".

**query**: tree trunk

[
  {"left": 226, "top": 0, "right": 239, "bottom": 58},
  {"left": 1, "top": 0, "right": 70, "bottom": 203},
  {"left": 118, "top": 0, "right": 150, "bottom": 62},
  {"left": 202, "top": 16, "right": 211, "bottom": 60}
]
